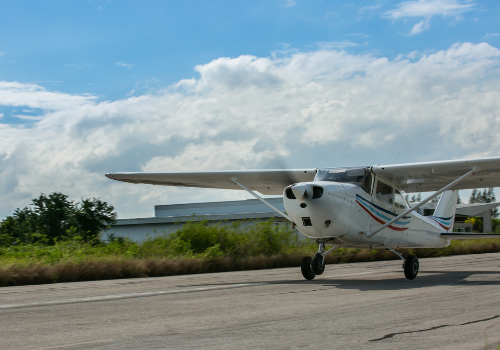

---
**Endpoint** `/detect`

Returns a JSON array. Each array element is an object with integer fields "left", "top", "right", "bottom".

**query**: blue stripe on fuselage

[
  {"left": 429, "top": 216, "right": 454, "bottom": 225},
  {"left": 356, "top": 195, "right": 410, "bottom": 225}
]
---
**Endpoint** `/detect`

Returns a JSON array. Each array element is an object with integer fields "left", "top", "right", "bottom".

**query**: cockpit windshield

[{"left": 314, "top": 167, "right": 372, "bottom": 194}]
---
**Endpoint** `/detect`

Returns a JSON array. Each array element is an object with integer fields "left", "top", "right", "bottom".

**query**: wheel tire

[
  {"left": 404, "top": 255, "right": 419, "bottom": 280},
  {"left": 311, "top": 253, "right": 325, "bottom": 275},
  {"left": 301, "top": 257, "right": 316, "bottom": 280}
]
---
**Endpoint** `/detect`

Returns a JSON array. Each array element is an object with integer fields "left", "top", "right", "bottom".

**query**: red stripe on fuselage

[
  {"left": 356, "top": 200, "right": 409, "bottom": 232},
  {"left": 430, "top": 218, "right": 452, "bottom": 231}
]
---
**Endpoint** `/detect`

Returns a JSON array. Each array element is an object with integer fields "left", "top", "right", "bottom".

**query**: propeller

[{"left": 257, "top": 154, "right": 303, "bottom": 192}]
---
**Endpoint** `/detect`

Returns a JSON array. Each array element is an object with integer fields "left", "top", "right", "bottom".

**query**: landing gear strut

[
  {"left": 300, "top": 241, "right": 338, "bottom": 280},
  {"left": 385, "top": 245, "right": 419, "bottom": 280}
]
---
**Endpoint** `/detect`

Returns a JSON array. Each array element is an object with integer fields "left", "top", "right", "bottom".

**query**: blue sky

[
  {"left": 2, "top": 0, "right": 498, "bottom": 111},
  {"left": 1, "top": 0, "right": 500, "bottom": 218}
]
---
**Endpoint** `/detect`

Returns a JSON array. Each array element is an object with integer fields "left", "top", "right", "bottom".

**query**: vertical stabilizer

[{"left": 432, "top": 190, "right": 459, "bottom": 232}]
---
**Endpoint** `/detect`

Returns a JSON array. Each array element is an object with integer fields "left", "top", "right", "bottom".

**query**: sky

[{"left": 1, "top": 0, "right": 500, "bottom": 219}]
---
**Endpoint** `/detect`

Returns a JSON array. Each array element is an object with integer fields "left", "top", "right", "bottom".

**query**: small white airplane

[{"left": 106, "top": 156, "right": 500, "bottom": 281}]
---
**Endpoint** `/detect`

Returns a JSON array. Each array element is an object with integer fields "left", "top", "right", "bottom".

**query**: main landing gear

[
  {"left": 386, "top": 246, "right": 419, "bottom": 280},
  {"left": 403, "top": 255, "right": 419, "bottom": 280},
  {"left": 301, "top": 244, "right": 420, "bottom": 281},
  {"left": 301, "top": 241, "right": 338, "bottom": 280}
]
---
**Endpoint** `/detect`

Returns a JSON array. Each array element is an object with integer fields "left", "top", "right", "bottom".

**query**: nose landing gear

[
  {"left": 312, "top": 252, "right": 325, "bottom": 275},
  {"left": 301, "top": 257, "right": 316, "bottom": 280},
  {"left": 300, "top": 241, "right": 338, "bottom": 280}
]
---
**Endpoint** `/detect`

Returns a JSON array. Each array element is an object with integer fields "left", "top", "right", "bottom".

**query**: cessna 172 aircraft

[{"left": 106, "top": 156, "right": 500, "bottom": 281}]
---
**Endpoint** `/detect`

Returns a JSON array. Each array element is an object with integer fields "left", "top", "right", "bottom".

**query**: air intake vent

[
  {"left": 312, "top": 186, "right": 323, "bottom": 199},
  {"left": 285, "top": 187, "right": 296, "bottom": 199},
  {"left": 302, "top": 217, "right": 312, "bottom": 226}
]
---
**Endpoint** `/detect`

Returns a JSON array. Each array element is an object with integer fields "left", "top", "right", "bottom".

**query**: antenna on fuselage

[
  {"left": 344, "top": 156, "right": 350, "bottom": 167},
  {"left": 395, "top": 153, "right": 400, "bottom": 164}
]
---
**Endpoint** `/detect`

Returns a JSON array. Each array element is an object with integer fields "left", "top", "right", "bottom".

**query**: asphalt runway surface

[{"left": 2, "top": 253, "right": 500, "bottom": 349}]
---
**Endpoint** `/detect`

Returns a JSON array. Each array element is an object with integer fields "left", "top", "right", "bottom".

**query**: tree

[
  {"left": 0, "top": 192, "right": 117, "bottom": 245},
  {"left": 73, "top": 198, "right": 117, "bottom": 242},
  {"left": 469, "top": 189, "right": 478, "bottom": 204},
  {"left": 465, "top": 217, "right": 483, "bottom": 232},
  {"left": 469, "top": 188, "right": 498, "bottom": 217},
  {"left": 31, "top": 192, "right": 74, "bottom": 243},
  {"left": 431, "top": 194, "right": 441, "bottom": 204},
  {"left": 0, "top": 211, "right": 35, "bottom": 245},
  {"left": 408, "top": 193, "right": 421, "bottom": 203}
]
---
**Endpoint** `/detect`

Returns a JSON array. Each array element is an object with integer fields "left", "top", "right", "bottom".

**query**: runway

[{"left": 1, "top": 253, "right": 500, "bottom": 349}]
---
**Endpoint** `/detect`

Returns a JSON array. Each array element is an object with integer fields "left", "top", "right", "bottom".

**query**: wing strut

[
  {"left": 230, "top": 177, "right": 291, "bottom": 222},
  {"left": 365, "top": 166, "right": 480, "bottom": 239}
]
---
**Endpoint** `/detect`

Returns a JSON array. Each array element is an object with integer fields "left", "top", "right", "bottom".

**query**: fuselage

[{"left": 283, "top": 168, "right": 452, "bottom": 249}]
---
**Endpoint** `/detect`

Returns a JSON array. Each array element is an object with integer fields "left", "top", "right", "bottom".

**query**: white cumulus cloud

[
  {"left": 0, "top": 42, "right": 499, "bottom": 219},
  {"left": 387, "top": 0, "right": 474, "bottom": 19},
  {"left": 0, "top": 81, "right": 96, "bottom": 110},
  {"left": 385, "top": 0, "right": 475, "bottom": 34},
  {"left": 410, "top": 18, "right": 431, "bottom": 35},
  {"left": 115, "top": 62, "right": 134, "bottom": 69}
]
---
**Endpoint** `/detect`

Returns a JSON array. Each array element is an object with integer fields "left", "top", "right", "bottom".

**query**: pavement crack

[{"left": 370, "top": 315, "right": 500, "bottom": 341}]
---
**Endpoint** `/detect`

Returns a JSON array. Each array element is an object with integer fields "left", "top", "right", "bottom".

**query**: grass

[{"left": 1, "top": 220, "right": 500, "bottom": 287}]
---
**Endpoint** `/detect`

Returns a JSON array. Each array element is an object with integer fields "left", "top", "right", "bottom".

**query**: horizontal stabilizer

[{"left": 441, "top": 233, "right": 500, "bottom": 240}]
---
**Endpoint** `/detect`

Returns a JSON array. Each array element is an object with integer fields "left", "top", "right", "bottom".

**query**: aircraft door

[{"left": 371, "top": 179, "right": 407, "bottom": 244}]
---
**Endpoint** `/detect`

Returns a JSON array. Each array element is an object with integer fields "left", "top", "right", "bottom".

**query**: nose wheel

[
  {"left": 311, "top": 253, "right": 325, "bottom": 275},
  {"left": 300, "top": 241, "right": 338, "bottom": 280},
  {"left": 301, "top": 257, "right": 316, "bottom": 280}
]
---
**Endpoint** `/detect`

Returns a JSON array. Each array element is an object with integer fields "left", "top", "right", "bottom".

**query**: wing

[
  {"left": 105, "top": 169, "right": 317, "bottom": 195},
  {"left": 373, "top": 157, "right": 500, "bottom": 192}
]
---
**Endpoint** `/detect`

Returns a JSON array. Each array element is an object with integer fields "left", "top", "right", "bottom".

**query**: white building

[{"left": 103, "top": 198, "right": 292, "bottom": 242}]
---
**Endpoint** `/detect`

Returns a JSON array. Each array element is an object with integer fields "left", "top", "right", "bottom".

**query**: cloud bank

[{"left": 0, "top": 42, "right": 499, "bottom": 218}]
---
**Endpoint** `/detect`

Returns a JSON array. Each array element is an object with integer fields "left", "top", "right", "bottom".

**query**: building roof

[
  {"left": 456, "top": 202, "right": 499, "bottom": 217},
  {"left": 114, "top": 212, "right": 285, "bottom": 226},
  {"left": 155, "top": 197, "right": 284, "bottom": 217}
]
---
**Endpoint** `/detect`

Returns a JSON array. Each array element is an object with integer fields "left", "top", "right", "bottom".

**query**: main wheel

[
  {"left": 301, "top": 256, "right": 316, "bottom": 280},
  {"left": 404, "top": 255, "right": 419, "bottom": 280},
  {"left": 311, "top": 253, "right": 325, "bottom": 275}
]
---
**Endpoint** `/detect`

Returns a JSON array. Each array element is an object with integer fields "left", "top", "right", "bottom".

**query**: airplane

[{"left": 106, "top": 156, "right": 500, "bottom": 281}]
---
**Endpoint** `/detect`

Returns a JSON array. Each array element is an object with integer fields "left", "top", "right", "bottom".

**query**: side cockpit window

[
  {"left": 394, "top": 190, "right": 407, "bottom": 209},
  {"left": 375, "top": 180, "right": 393, "bottom": 205}
]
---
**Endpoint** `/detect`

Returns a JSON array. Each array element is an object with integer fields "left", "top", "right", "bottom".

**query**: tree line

[{"left": 0, "top": 192, "right": 116, "bottom": 246}]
